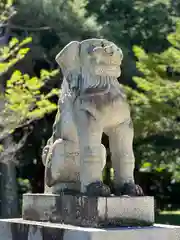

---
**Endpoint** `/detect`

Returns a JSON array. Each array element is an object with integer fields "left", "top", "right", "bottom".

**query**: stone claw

[
  {"left": 114, "top": 183, "right": 144, "bottom": 197},
  {"left": 85, "top": 181, "right": 111, "bottom": 197}
]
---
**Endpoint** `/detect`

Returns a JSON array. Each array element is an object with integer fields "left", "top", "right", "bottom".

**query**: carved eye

[
  {"left": 104, "top": 45, "right": 114, "bottom": 56},
  {"left": 101, "top": 41, "right": 105, "bottom": 48},
  {"left": 87, "top": 45, "right": 96, "bottom": 54}
]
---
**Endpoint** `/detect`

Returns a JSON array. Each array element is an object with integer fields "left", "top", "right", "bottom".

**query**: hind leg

[{"left": 44, "top": 138, "right": 81, "bottom": 194}]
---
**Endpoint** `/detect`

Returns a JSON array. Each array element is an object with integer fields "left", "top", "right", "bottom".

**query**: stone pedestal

[
  {"left": 0, "top": 219, "right": 180, "bottom": 240},
  {"left": 22, "top": 193, "right": 154, "bottom": 227}
]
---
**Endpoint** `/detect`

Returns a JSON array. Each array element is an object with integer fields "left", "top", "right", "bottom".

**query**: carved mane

[{"left": 56, "top": 39, "right": 126, "bottom": 109}]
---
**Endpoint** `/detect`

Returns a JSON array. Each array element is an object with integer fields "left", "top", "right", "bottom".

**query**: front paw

[
  {"left": 85, "top": 181, "right": 111, "bottom": 197},
  {"left": 115, "top": 182, "right": 144, "bottom": 197}
]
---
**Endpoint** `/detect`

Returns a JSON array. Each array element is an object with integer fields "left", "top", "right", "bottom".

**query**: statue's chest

[{"left": 79, "top": 84, "right": 126, "bottom": 111}]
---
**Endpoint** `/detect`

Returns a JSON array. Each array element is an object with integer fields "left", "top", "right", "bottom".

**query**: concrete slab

[
  {"left": 0, "top": 219, "right": 180, "bottom": 240},
  {"left": 22, "top": 193, "right": 154, "bottom": 227}
]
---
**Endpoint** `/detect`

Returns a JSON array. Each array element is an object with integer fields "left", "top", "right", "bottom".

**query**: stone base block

[
  {"left": 22, "top": 193, "right": 154, "bottom": 227},
  {"left": 0, "top": 219, "right": 180, "bottom": 240}
]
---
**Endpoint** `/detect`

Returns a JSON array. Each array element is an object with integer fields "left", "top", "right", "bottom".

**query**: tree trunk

[
  {"left": 0, "top": 21, "right": 19, "bottom": 218},
  {"left": 0, "top": 138, "right": 19, "bottom": 218}
]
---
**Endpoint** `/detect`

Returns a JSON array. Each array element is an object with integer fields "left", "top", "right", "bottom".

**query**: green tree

[
  {"left": 86, "top": 0, "right": 179, "bottom": 51},
  {"left": 11, "top": 0, "right": 99, "bottom": 64},
  {"left": 125, "top": 22, "right": 180, "bottom": 178},
  {"left": 85, "top": 0, "right": 180, "bottom": 82},
  {"left": 0, "top": 0, "right": 59, "bottom": 142},
  {"left": 0, "top": 0, "right": 59, "bottom": 217}
]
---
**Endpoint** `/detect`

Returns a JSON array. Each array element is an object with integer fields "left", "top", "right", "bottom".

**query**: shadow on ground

[{"left": 156, "top": 212, "right": 180, "bottom": 225}]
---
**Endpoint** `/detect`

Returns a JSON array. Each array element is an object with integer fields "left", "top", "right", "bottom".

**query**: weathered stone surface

[
  {"left": 22, "top": 193, "right": 154, "bottom": 227},
  {"left": 0, "top": 219, "right": 180, "bottom": 240},
  {"left": 42, "top": 38, "right": 142, "bottom": 195}
]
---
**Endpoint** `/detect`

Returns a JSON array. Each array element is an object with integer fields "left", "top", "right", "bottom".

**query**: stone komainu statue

[{"left": 42, "top": 39, "right": 143, "bottom": 196}]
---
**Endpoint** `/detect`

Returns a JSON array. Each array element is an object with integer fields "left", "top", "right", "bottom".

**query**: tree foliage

[
  {"left": 85, "top": 0, "right": 180, "bottom": 84},
  {"left": 86, "top": 0, "right": 179, "bottom": 51},
  {"left": 125, "top": 22, "right": 180, "bottom": 177},
  {"left": 1, "top": 0, "right": 180, "bottom": 185},
  {"left": 12, "top": 0, "right": 99, "bottom": 63},
  {"left": 0, "top": 0, "right": 59, "bottom": 141}
]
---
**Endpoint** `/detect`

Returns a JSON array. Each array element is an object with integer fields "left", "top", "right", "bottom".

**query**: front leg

[
  {"left": 108, "top": 119, "right": 144, "bottom": 196},
  {"left": 75, "top": 109, "right": 111, "bottom": 196}
]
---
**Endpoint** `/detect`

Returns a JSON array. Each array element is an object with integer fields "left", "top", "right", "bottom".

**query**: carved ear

[{"left": 55, "top": 41, "right": 80, "bottom": 76}]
